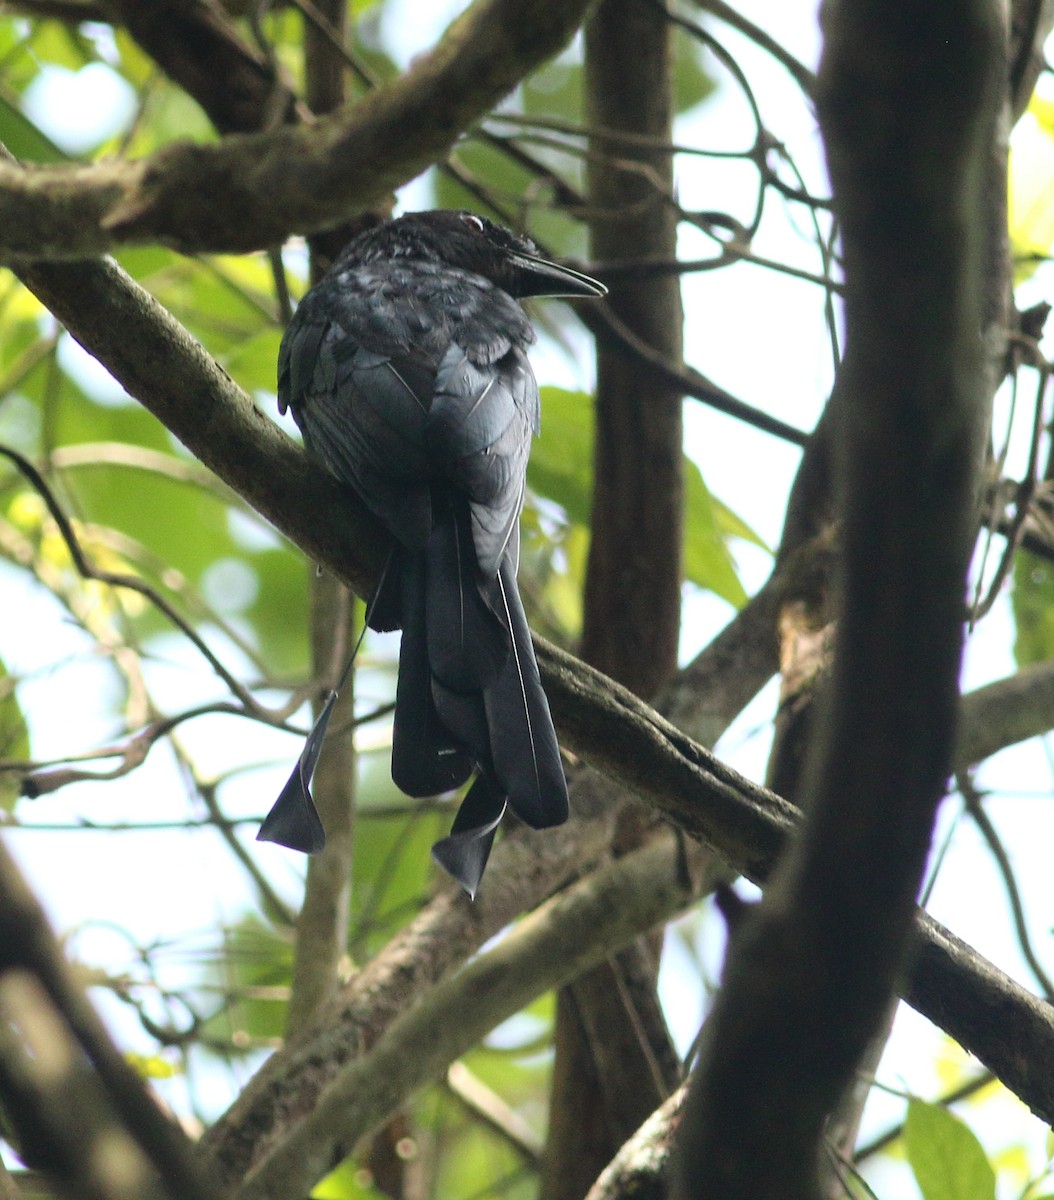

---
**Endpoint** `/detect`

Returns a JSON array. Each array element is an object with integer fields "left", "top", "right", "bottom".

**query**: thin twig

[
  {"left": 957, "top": 773, "right": 1054, "bottom": 1000},
  {"left": 853, "top": 1072, "right": 996, "bottom": 1160},
  {"left": 0, "top": 443, "right": 272, "bottom": 718},
  {"left": 971, "top": 362, "right": 1050, "bottom": 621},
  {"left": 691, "top": 0, "right": 816, "bottom": 96},
  {"left": 578, "top": 303, "right": 810, "bottom": 445}
]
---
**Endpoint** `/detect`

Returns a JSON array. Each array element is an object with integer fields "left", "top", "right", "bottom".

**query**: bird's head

[{"left": 350, "top": 210, "right": 607, "bottom": 301}]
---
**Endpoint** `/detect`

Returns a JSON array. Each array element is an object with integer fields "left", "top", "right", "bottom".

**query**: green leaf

[
  {"left": 434, "top": 137, "right": 536, "bottom": 221},
  {"left": 528, "top": 387, "right": 594, "bottom": 526},
  {"left": 522, "top": 56, "right": 581, "bottom": 123},
  {"left": 673, "top": 26, "right": 717, "bottom": 115},
  {"left": 312, "top": 1157, "right": 389, "bottom": 1200},
  {"left": 350, "top": 795, "right": 446, "bottom": 958},
  {"left": 713, "top": 492, "right": 769, "bottom": 550},
  {"left": 0, "top": 93, "right": 69, "bottom": 163},
  {"left": 0, "top": 657, "right": 30, "bottom": 813},
  {"left": 115, "top": 244, "right": 182, "bottom": 282},
  {"left": 224, "top": 328, "right": 285, "bottom": 393},
  {"left": 904, "top": 1100, "right": 997, "bottom": 1200},
  {"left": 27, "top": 20, "right": 96, "bottom": 71},
  {"left": 529, "top": 388, "right": 758, "bottom": 606},
  {"left": 243, "top": 546, "right": 310, "bottom": 676},
  {"left": 1011, "top": 549, "right": 1054, "bottom": 666},
  {"left": 199, "top": 916, "right": 294, "bottom": 1050},
  {"left": 122, "top": 80, "right": 215, "bottom": 156},
  {"left": 125, "top": 1051, "right": 180, "bottom": 1080},
  {"left": 683, "top": 458, "right": 746, "bottom": 608}
]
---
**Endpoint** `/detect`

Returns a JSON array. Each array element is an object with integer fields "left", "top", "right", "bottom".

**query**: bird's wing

[
  {"left": 279, "top": 307, "right": 435, "bottom": 549},
  {"left": 428, "top": 344, "right": 538, "bottom": 576}
]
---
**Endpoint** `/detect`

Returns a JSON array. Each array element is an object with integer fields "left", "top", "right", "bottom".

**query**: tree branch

[
  {"left": 584, "top": 1087, "right": 687, "bottom": 1200},
  {"left": 672, "top": 0, "right": 1003, "bottom": 1194},
  {"left": 0, "top": 838, "right": 222, "bottom": 1199},
  {"left": 196, "top": 554, "right": 1054, "bottom": 1193},
  {"left": 103, "top": 0, "right": 303, "bottom": 134},
  {"left": 234, "top": 835, "right": 711, "bottom": 1200},
  {"left": 956, "top": 657, "right": 1054, "bottom": 768},
  {"left": 0, "top": 0, "right": 595, "bottom": 258}
]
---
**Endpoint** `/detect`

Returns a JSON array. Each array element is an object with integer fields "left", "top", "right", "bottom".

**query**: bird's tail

[
  {"left": 390, "top": 544, "right": 476, "bottom": 799},
  {"left": 391, "top": 497, "right": 568, "bottom": 893},
  {"left": 484, "top": 555, "right": 568, "bottom": 829},
  {"left": 419, "top": 497, "right": 567, "bottom": 827},
  {"left": 426, "top": 555, "right": 568, "bottom": 895}
]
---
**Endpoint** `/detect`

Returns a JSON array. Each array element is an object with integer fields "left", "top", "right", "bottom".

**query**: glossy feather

[{"left": 260, "top": 211, "right": 604, "bottom": 891}]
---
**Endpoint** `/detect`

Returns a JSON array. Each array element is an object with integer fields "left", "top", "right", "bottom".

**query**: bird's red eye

[{"left": 461, "top": 214, "right": 485, "bottom": 234}]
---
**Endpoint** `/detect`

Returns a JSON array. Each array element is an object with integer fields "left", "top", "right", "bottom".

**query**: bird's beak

[{"left": 507, "top": 253, "right": 607, "bottom": 300}]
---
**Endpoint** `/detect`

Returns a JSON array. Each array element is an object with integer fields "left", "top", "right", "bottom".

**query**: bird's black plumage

[{"left": 258, "top": 210, "right": 605, "bottom": 895}]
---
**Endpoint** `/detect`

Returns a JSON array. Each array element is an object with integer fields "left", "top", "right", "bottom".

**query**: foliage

[{"left": 904, "top": 1101, "right": 996, "bottom": 1200}]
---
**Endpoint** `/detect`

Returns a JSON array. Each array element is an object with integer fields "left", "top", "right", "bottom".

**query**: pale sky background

[{"left": 5, "top": 3, "right": 1054, "bottom": 1195}]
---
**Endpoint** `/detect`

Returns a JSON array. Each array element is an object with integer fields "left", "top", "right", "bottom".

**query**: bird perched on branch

[{"left": 259, "top": 210, "right": 605, "bottom": 896}]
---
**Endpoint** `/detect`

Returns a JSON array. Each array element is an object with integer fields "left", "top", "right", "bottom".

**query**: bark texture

[{"left": 672, "top": 1, "right": 1002, "bottom": 1196}]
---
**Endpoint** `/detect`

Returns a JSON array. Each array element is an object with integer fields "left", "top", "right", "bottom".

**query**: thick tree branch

[
  {"left": 198, "top": 593, "right": 1054, "bottom": 1192},
  {"left": 672, "top": 1, "right": 1002, "bottom": 1196},
  {"left": 233, "top": 836, "right": 712, "bottom": 1200},
  {"left": 13, "top": 255, "right": 387, "bottom": 594},
  {"left": 102, "top": 0, "right": 302, "bottom": 134},
  {"left": 0, "top": 839, "right": 222, "bottom": 1199},
  {"left": 0, "top": 0, "right": 594, "bottom": 258}
]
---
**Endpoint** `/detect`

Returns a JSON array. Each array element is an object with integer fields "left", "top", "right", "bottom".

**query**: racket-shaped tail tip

[
  {"left": 431, "top": 779, "right": 507, "bottom": 897},
  {"left": 258, "top": 766, "right": 327, "bottom": 854}
]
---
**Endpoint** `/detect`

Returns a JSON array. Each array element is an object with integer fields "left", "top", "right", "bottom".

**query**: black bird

[{"left": 259, "top": 210, "right": 605, "bottom": 896}]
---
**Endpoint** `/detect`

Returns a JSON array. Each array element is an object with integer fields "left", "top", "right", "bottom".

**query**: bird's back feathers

[{"left": 262, "top": 211, "right": 600, "bottom": 893}]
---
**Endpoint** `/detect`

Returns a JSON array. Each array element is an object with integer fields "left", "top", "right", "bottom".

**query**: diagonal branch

[
  {"left": 0, "top": 0, "right": 595, "bottom": 258},
  {"left": 0, "top": 838, "right": 223, "bottom": 1199},
  {"left": 234, "top": 836, "right": 713, "bottom": 1200},
  {"left": 14, "top": 254, "right": 387, "bottom": 594},
  {"left": 103, "top": 0, "right": 304, "bottom": 134},
  {"left": 198, "top": 566, "right": 1054, "bottom": 1192},
  {"left": 15, "top": 223, "right": 1054, "bottom": 1172}
]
